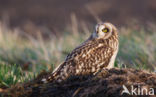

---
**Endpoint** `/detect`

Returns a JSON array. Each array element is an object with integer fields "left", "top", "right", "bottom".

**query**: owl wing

[
  {"left": 42, "top": 40, "right": 95, "bottom": 83},
  {"left": 63, "top": 40, "right": 115, "bottom": 75}
]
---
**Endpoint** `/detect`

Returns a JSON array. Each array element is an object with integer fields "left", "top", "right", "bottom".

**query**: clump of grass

[{"left": 0, "top": 63, "right": 34, "bottom": 88}]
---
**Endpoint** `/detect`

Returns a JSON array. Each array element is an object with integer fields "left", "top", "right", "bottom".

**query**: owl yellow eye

[{"left": 102, "top": 28, "right": 109, "bottom": 33}]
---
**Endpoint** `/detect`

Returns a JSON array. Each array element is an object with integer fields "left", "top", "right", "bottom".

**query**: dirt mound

[{"left": 2, "top": 68, "right": 156, "bottom": 97}]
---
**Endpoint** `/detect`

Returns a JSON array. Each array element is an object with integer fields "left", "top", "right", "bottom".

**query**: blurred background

[
  {"left": 0, "top": 0, "right": 156, "bottom": 88},
  {"left": 0, "top": 0, "right": 156, "bottom": 33}
]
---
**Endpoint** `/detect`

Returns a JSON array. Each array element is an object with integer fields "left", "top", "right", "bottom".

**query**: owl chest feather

[{"left": 107, "top": 45, "right": 118, "bottom": 69}]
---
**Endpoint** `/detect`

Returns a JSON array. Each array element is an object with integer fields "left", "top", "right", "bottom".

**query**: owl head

[{"left": 92, "top": 22, "right": 117, "bottom": 39}]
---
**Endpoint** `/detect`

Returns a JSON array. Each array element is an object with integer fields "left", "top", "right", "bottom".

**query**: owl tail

[
  {"left": 41, "top": 74, "right": 55, "bottom": 83},
  {"left": 41, "top": 62, "right": 65, "bottom": 83}
]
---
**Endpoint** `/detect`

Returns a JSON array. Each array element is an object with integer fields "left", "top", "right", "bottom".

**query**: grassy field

[{"left": 0, "top": 21, "right": 156, "bottom": 89}]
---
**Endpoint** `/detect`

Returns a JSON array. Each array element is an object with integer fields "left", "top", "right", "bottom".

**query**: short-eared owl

[{"left": 42, "top": 22, "right": 119, "bottom": 83}]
